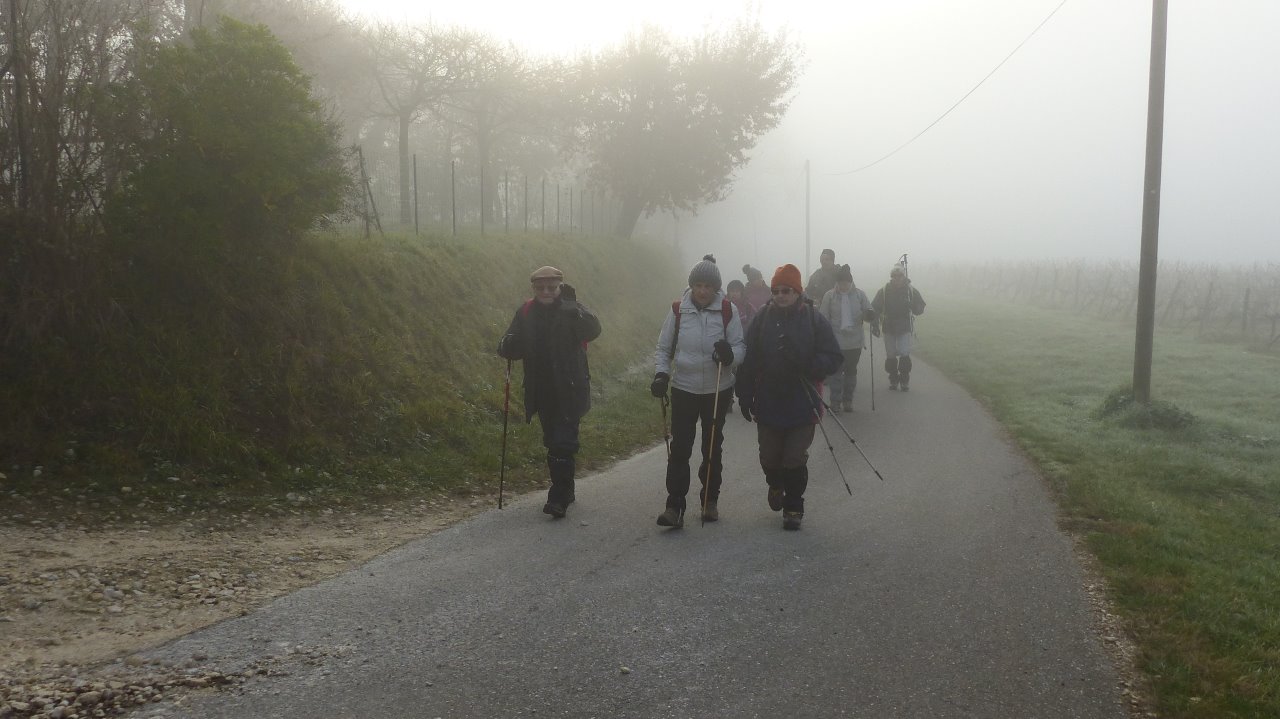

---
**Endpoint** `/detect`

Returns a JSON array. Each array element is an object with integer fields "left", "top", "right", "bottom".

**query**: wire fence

[
  {"left": 930, "top": 260, "right": 1280, "bottom": 350},
  {"left": 340, "top": 147, "right": 621, "bottom": 239}
]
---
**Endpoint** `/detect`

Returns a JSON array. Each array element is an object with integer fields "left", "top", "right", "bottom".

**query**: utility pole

[
  {"left": 804, "top": 159, "right": 811, "bottom": 278},
  {"left": 1133, "top": 0, "right": 1168, "bottom": 405}
]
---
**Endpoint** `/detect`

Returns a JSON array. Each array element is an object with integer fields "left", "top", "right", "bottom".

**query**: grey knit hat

[{"left": 688, "top": 254, "right": 722, "bottom": 290}]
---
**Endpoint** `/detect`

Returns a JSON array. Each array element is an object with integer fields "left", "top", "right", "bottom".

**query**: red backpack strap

[
  {"left": 520, "top": 298, "right": 536, "bottom": 317},
  {"left": 668, "top": 300, "right": 681, "bottom": 361}
]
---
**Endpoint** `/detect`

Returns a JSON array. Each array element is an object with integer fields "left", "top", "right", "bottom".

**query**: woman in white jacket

[
  {"left": 650, "top": 255, "right": 747, "bottom": 528},
  {"left": 819, "top": 264, "right": 875, "bottom": 413}
]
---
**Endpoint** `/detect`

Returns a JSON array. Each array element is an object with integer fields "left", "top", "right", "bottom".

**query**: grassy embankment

[
  {"left": 918, "top": 294, "right": 1279, "bottom": 719},
  {"left": 1, "top": 231, "right": 684, "bottom": 520}
]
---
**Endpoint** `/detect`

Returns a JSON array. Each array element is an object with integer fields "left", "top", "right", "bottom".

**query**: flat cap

[{"left": 529, "top": 265, "right": 564, "bottom": 282}]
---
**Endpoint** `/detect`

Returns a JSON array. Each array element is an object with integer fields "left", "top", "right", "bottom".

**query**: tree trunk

[
  {"left": 398, "top": 111, "right": 411, "bottom": 226},
  {"left": 613, "top": 192, "right": 644, "bottom": 239}
]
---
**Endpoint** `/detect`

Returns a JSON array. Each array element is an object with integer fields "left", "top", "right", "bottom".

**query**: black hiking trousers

[{"left": 665, "top": 386, "right": 732, "bottom": 510}]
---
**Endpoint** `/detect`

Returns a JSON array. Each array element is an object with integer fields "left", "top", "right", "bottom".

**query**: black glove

[
  {"left": 870, "top": 322, "right": 881, "bottom": 338},
  {"left": 559, "top": 283, "right": 577, "bottom": 303},
  {"left": 650, "top": 372, "right": 670, "bottom": 398},
  {"left": 497, "top": 333, "right": 513, "bottom": 357},
  {"left": 712, "top": 339, "right": 734, "bottom": 366},
  {"left": 862, "top": 309, "right": 877, "bottom": 323},
  {"left": 740, "top": 401, "right": 754, "bottom": 422}
]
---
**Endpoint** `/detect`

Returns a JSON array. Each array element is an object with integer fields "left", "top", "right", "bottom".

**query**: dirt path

[{"left": 0, "top": 492, "right": 494, "bottom": 717}]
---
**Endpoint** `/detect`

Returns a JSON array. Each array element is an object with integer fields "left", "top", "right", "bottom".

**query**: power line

[{"left": 831, "top": 0, "right": 1070, "bottom": 177}]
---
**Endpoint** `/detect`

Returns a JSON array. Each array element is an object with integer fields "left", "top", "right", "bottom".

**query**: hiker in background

[
  {"left": 741, "top": 264, "right": 772, "bottom": 315},
  {"left": 818, "top": 264, "right": 875, "bottom": 413},
  {"left": 497, "top": 266, "right": 602, "bottom": 519},
  {"left": 726, "top": 279, "right": 756, "bottom": 330},
  {"left": 871, "top": 263, "right": 926, "bottom": 391},
  {"left": 804, "top": 248, "right": 840, "bottom": 304},
  {"left": 651, "top": 255, "right": 746, "bottom": 528},
  {"left": 735, "top": 263, "right": 842, "bottom": 531}
]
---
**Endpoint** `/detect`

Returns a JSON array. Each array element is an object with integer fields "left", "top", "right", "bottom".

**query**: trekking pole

[
  {"left": 499, "top": 359, "right": 512, "bottom": 509},
  {"left": 868, "top": 323, "right": 876, "bottom": 411},
  {"left": 799, "top": 379, "right": 853, "bottom": 495},
  {"left": 659, "top": 394, "right": 671, "bottom": 458},
  {"left": 802, "top": 378, "right": 886, "bottom": 482},
  {"left": 703, "top": 362, "right": 724, "bottom": 526}
]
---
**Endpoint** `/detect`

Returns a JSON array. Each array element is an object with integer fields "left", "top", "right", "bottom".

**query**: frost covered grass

[{"left": 919, "top": 294, "right": 1280, "bottom": 719}]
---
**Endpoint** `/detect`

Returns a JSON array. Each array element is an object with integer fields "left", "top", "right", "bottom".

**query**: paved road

[{"left": 132, "top": 360, "right": 1126, "bottom": 718}]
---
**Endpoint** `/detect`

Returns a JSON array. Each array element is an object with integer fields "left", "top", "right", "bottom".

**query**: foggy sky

[
  {"left": 670, "top": 0, "right": 1280, "bottom": 276},
  {"left": 346, "top": 0, "right": 1280, "bottom": 276}
]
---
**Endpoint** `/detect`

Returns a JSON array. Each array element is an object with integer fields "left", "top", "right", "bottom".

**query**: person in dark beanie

[
  {"left": 818, "top": 264, "right": 875, "bottom": 412},
  {"left": 726, "top": 279, "right": 756, "bottom": 330},
  {"left": 804, "top": 248, "right": 839, "bottom": 303},
  {"left": 741, "top": 264, "right": 772, "bottom": 316},
  {"left": 498, "top": 266, "right": 602, "bottom": 518},
  {"left": 735, "top": 263, "right": 842, "bottom": 530},
  {"left": 872, "top": 263, "right": 926, "bottom": 391},
  {"left": 652, "top": 255, "right": 746, "bottom": 528}
]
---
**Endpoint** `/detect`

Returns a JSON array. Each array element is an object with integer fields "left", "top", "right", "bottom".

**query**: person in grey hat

[
  {"left": 872, "top": 263, "right": 926, "bottom": 391},
  {"left": 819, "top": 264, "right": 875, "bottom": 412},
  {"left": 498, "top": 265, "right": 602, "bottom": 518},
  {"left": 651, "top": 254, "right": 746, "bottom": 528}
]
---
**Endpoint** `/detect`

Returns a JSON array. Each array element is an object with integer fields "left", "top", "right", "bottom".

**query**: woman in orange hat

[{"left": 734, "top": 264, "right": 843, "bottom": 530}]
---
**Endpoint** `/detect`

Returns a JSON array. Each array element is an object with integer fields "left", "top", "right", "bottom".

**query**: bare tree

[{"left": 365, "top": 23, "right": 464, "bottom": 226}]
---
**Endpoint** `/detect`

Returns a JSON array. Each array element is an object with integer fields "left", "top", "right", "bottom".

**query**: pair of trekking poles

[{"left": 658, "top": 363, "right": 726, "bottom": 527}]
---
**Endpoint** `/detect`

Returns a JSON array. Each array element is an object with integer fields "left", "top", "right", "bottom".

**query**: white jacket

[{"left": 654, "top": 289, "right": 746, "bottom": 394}]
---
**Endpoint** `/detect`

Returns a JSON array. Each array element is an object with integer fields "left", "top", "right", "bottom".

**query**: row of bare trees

[
  {"left": 930, "top": 260, "right": 1280, "bottom": 349},
  {"left": 2, "top": 0, "right": 801, "bottom": 248}
]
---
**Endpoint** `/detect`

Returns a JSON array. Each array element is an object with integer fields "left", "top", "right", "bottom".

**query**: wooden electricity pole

[{"left": 1133, "top": 0, "right": 1169, "bottom": 405}]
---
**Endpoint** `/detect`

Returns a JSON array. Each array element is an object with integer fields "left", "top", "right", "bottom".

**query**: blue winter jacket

[{"left": 735, "top": 299, "right": 843, "bottom": 429}]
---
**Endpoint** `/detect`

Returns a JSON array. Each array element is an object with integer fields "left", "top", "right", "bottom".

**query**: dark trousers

[
  {"left": 538, "top": 412, "right": 579, "bottom": 505},
  {"left": 756, "top": 423, "right": 816, "bottom": 513},
  {"left": 829, "top": 348, "right": 862, "bottom": 403},
  {"left": 665, "top": 387, "right": 732, "bottom": 510}
]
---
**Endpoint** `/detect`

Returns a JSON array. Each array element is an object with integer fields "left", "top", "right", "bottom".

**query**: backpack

[{"left": 668, "top": 298, "right": 733, "bottom": 361}]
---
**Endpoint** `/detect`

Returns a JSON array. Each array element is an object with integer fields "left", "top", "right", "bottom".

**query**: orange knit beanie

[{"left": 771, "top": 263, "right": 803, "bottom": 294}]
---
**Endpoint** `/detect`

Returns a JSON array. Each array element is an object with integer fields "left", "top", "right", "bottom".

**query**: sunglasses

[{"left": 770, "top": 287, "right": 795, "bottom": 295}]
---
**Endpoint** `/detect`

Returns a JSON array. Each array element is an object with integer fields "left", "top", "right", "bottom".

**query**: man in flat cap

[{"left": 498, "top": 266, "right": 602, "bottom": 518}]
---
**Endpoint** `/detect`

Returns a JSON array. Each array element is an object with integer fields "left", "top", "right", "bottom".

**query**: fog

[
  {"left": 349, "top": 0, "right": 1280, "bottom": 273},
  {"left": 670, "top": 1, "right": 1280, "bottom": 275}
]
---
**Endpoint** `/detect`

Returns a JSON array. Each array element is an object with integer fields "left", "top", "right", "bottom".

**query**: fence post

[
  {"left": 1243, "top": 287, "right": 1251, "bottom": 334},
  {"left": 451, "top": 160, "right": 457, "bottom": 237},
  {"left": 412, "top": 154, "right": 419, "bottom": 236},
  {"left": 480, "top": 162, "right": 486, "bottom": 237}
]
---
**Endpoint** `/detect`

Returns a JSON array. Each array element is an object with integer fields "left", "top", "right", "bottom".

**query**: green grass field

[{"left": 918, "top": 294, "right": 1280, "bottom": 719}]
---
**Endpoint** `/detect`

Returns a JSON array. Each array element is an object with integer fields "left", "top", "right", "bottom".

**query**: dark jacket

[
  {"left": 736, "top": 299, "right": 843, "bottom": 429},
  {"left": 498, "top": 297, "right": 602, "bottom": 423},
  {"left": 872, "top": 281, "right": 926, "bottom": 336}
]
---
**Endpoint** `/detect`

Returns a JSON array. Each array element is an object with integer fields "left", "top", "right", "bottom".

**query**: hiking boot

[
  {"left": 829, "top": 404, "right": 841, "bottom": 415},
  {"left": 767, "top": 486, "right": 784, "bottom": 512},
  {"left": 899, "top": 384, "right": 909, "bottom": 392},
  {"left": 888, "top": 382, "right": 899, "bottom": 391},
  {"left": 656, "top": 507, "right": 684, "bottom": 528},
  {"left": 542, "top": 501, "right": 566, "bottom": 519},
  {"left": 842, "top": 401, "right": 853, "bottom": 412},
  {"left": 702, "top": 500, "right": 719, "bottom": 522},
  {"left": 782, "top": 511, "right": 803, "bottom": 531}
]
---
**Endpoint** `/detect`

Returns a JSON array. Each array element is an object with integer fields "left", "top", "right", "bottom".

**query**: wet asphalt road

[{"left": 131, "top": 359, "right": 1126, "bottom": 719}]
